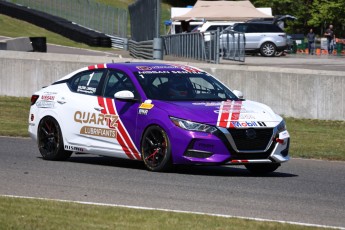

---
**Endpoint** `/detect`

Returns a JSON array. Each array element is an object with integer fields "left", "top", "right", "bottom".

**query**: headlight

[
  {"left": 170, "top": 117, "right": 217, "bottom": 133},
  {"left": 276, "top": 120, "right": 287, "bottom": 133}
]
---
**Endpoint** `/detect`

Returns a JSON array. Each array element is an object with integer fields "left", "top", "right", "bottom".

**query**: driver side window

[{"left": 104, "top": 70, "right": 138, "bottom": 98}]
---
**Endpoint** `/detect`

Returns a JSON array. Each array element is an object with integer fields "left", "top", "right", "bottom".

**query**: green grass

[
  {"left": 0, "top": 0, "right": 172, "bottom": 49},
  {"left": 1, "top": 96, "right": 344, "bottom": 161},
  {"left": 0, "top": 14, "right": 114, "bottom": 52},
  {"left": 285, "top": 117, "right": 345, "bottom": 161},
  {"left": 0, "top": 196, "right": 328, "bottom": 230},
  {"left": 0, "top": 96, "right": 30, "bottom": 137}
]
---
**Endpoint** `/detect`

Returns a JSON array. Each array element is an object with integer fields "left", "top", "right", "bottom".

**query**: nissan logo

[{"left": 245, "top": 129, "right": 256, "bottom": 139}]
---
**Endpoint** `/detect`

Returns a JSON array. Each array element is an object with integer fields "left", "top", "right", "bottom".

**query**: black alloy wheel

[
  {"left": 141, "top": 125, "right": 172, "bottom": 172},
  {"left": 38, "top": 116, "right": 72, "bottom": 161}
]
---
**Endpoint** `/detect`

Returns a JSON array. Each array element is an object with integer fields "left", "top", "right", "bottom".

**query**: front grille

[{"left": 228, "top": 128, "right": 273, "bottom": 151}]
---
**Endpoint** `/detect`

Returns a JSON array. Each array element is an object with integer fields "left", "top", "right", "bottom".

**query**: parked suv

[{"left": 221, "top": 23, "right": 287, "bottom": 57}]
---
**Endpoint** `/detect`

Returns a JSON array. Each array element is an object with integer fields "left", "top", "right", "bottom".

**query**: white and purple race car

[{"left": 28, "top": 62, "right": 290, "bottom": 173}]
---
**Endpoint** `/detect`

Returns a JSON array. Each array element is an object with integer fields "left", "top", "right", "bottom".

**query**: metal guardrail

[
  {"left": 220, "top": 31, "right": 246, "bottom": 62},
  {"left": 6, "top": 0, "right": 128, "bottom": 38},
  {"left": 108, "top": 35, "right": 128, "bottom": 50},
  {"left": 163, "top": 30, "right": 221, "bottom": 64},
  {"left": 128, "top": 39, "right": 154, "bottom": 59}
]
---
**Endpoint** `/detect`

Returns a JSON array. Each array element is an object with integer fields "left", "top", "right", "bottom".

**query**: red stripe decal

[
  {"left": 218, "top": 101, "right": 231, "bottom": 128},
  {"left": 88, "top": 65, "right": 95, "bottom": 70},
  {"left": 105, "top": 98, "right": 141, "bottom": 160},
  {"left": 97, "top": 64, "right": 105, "bottom": 69},
  {"left": 229, "top": 101, "right": 243, "bottom": 128},
  {"left": 117, "top": 123, "right": 141, "bottom": 159},
  {"left": 97, "top": 96, "right": 106, "bottom": 114},
  {"left": 117, "top": 133, "right": 135, "bottom": 160}
]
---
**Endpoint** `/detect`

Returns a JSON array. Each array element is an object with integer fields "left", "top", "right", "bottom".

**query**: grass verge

[
  {"left": 0, "top": 96, "right": 30, "bottom": 137},
  {"left": 0, "top": 196, "right": 329, "bottom": 230},
  {"left": 0, "top": 14, "right": 114, "bottom": 52},
  {"left": 1, "top": 96, "right": 344, "bottom": 161}
]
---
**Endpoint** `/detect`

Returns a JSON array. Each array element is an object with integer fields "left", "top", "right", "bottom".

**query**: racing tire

[
  {"left": 141, "top": 125, "right": 172, "bottom": 172},
  {"left": 37, "top": 116, "right": 72, "bottom": 161},
  {"left": 245, "top": 163, "right": 280, "bottom": 174},
  {"left": 260, "top": 42, "right": 277, "bottom": 57}
]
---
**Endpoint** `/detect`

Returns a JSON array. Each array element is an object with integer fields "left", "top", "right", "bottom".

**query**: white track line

[{"left": 1, "top": 194, "right": 344, "bottom": 230}]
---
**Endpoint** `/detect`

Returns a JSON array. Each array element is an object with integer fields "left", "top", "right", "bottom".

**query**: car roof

[
  {"left": 104, "top": 62, "right": 202, "bottom": 72},
  {"left": 57, "top": 62, "right": 204, "bottom": 82}
]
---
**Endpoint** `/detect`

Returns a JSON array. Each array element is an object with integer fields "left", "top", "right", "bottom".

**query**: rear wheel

[
  {"left": 141, "top": 126, "right": 172, "bottom": 172},
  {"left": 260, "top": 42, "right": 276, "bottom": 57},
  {"left": 245, "top": 163, "right": 280, "bottom": 174},
  {"left": 37, "top": 116, "right": 72, "bottom": 161}
]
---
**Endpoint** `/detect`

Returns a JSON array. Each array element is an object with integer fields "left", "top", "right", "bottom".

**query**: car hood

[{"left": 153, "top": 100, "right": 282, "bottom": 128}]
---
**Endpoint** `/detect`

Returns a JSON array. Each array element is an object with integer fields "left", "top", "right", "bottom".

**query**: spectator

[
  {"left": 307, "top": 28, "right": 316, "bottom": 55},
  {"left": 324, "top": 25, "right": 335, "bottom": 55}
]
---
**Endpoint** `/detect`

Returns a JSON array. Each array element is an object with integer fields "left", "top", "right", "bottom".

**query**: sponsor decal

[
  {"left": 74, "top": 111, "right": 118, "bottom": 129},
  {"left": 77, "top": 85, "right": 96, "bottom": 94},
  {"left": 193, "top": 102, "right": 222, "bottom": 106},
  {"left": 214, "top": 109, "right": 248, "bottom": 114},
  {"left": 74, "top": 111, "right": 118, "bottom": 139},
  {"left": 230, "top": 121, "right": 267, "bottom": 128},
  {"left": 80, "top": 126, "right": 116, "bottom": 138},
  {"left": 139, "top": 103, "right": 154, "bottom": 110},
  {"left": 41, "top": 95, "right": 55, "bottom": 100},
  {"left": 36, "top": 100, "right": 55, "bottom": 108},
  {"left": 65, "top": 145, "right": 85, "bottom": 152},
  {"left": 169, "top": 64, "right": 202, "bottom": 73},
  {"left": 136, "top": 65, "right": 180, "bottom": 71},
  {"left": 231, "top": 121, "right": 258, "bottom": 127},
  {"left": 138, "top": 71, "right": 170, "bottom": 74},
  {"left": 138, "top": 109, "right": 149, "bottom": 115},
  {"left": 43, "top": 91, "right": 57, "bottom": 95},
  {"left": 257, "top": 121, "right": 267, "bottom": 127},
  {"left": 137, "top": 66, "right": 152, "bottom": 71},
  {"left": 239, "top": 114, "right": 256, "bottom": 120}
]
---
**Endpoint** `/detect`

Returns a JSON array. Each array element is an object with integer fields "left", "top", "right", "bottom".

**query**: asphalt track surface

[{"left": 1, "top": 137, "right": 344, "bottom": 228}]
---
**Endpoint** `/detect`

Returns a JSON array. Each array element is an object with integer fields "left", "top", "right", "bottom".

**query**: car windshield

[{"left": 134, "top": 71, "right": 238, "bottom": 101}]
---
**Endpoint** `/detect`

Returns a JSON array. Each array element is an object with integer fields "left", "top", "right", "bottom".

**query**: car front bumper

[{"left": 169, "top": 126, "right": 290, "bottom": 165}]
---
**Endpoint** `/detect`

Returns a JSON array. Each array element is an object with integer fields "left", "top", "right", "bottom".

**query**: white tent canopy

[{"left": 172, "top": 1, "right": 273, "bottom": 21}]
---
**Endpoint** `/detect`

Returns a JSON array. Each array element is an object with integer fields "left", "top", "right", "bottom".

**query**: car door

[
  {"left": 61, "top": 69, "right": 113, "bottom": 152},
  {"left": 97, "top": 69, "right": 142, "bottom": 160},
  {"left": 244, "top": 24, "right": 262, "bottom": 49}
]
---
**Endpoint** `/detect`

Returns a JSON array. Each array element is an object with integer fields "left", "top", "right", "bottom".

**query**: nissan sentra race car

[{"left": 28, "top": 62, "right": 290, "bottom": 173}]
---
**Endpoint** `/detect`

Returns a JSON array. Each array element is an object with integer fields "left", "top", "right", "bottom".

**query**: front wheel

[
  {"left": 37, "top": 116, "right": 72, "bottom": 161},
  {"left": 245, "top": 163, "right": 280, "bottom": 174},
  {"left": 141, "top": 125, "right": 172, "bottom": 172},
  {"left": 260, "top": 42, "right": 277, "bottom": 57}
]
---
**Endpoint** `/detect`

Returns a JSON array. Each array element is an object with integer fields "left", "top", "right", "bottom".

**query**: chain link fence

[
  {"left": 6, "top": 0, "right": 127, "bottom": 38},
  {"left": 128, "top": 0, "right": 159, "bottom": 42}
]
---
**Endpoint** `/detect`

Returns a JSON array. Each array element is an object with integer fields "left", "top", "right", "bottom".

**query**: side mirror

[
  {"left": 114, "top": 90, "right": 135, "bottom": 100},
  {"left": 233, "top": 90, "right": 244, "bottom": 99}
]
